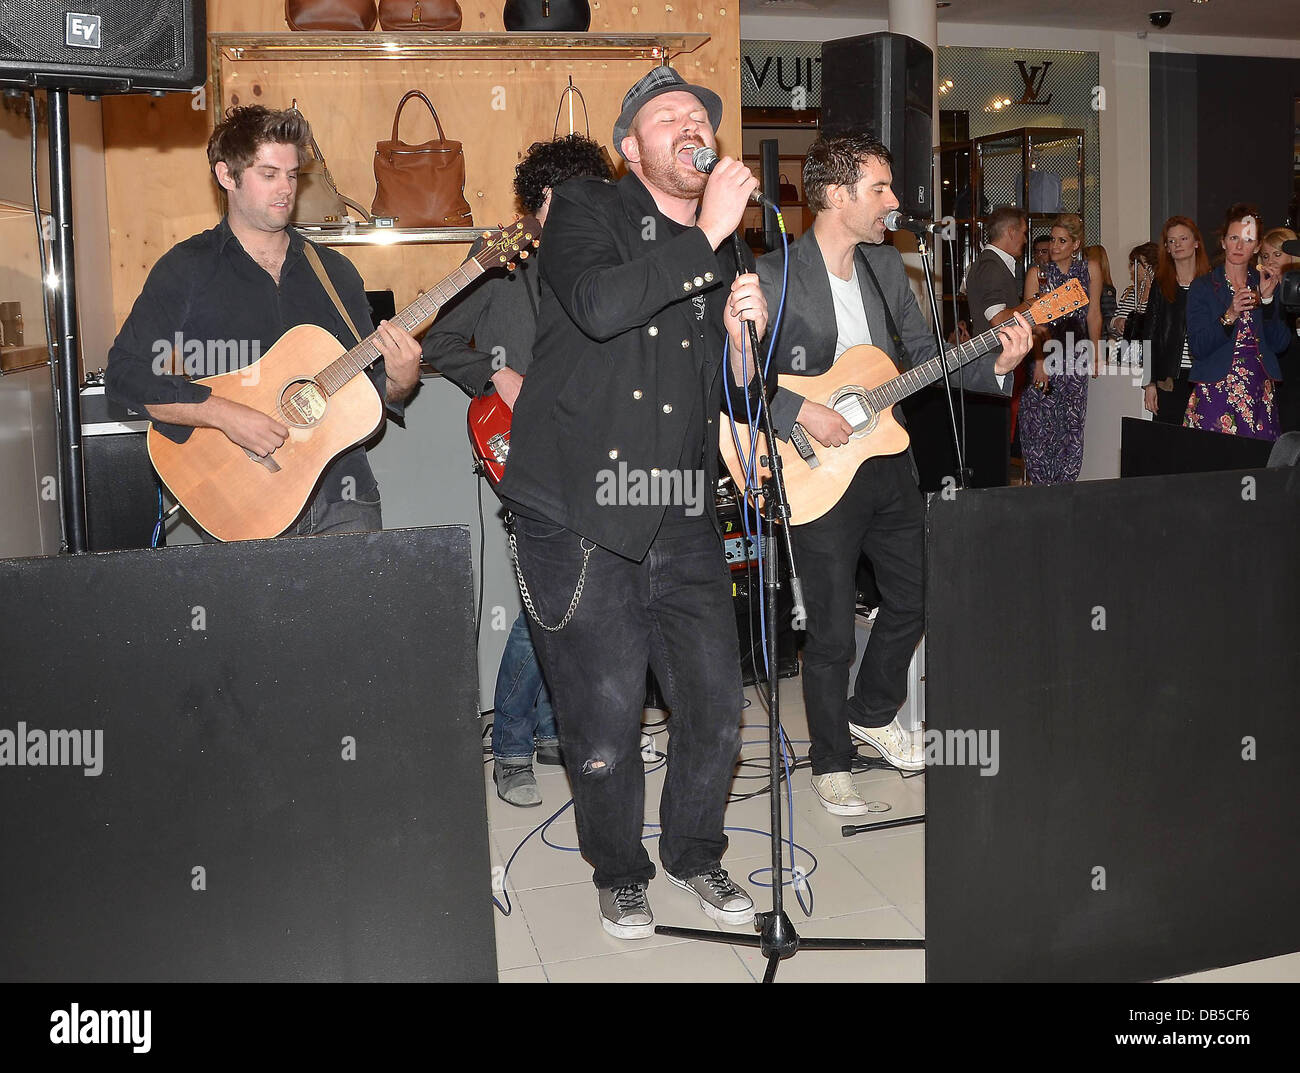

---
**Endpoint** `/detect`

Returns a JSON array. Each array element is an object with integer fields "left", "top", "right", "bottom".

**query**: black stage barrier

[
  {"left": 0, "top": 527, "right": 493, "bottom": 982},
  {"left": 1120, "top": 415, "right": 1274, "bottom": 478},
  {"left": 904, "top": 386, "right": 1011, "bottom": 490},
  {"left": 925, "top": 469, "right": 1300, "bottom": 982}
]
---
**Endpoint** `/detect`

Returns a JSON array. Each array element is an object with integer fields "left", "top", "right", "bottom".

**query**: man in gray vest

[{"left": 966, "top": 206, "right": 1028, "bottom": 335}]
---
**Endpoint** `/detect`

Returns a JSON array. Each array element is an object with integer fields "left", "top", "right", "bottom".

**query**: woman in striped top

[
  {"left": 1142, "top": 217, "right": 1210, "bottom": 423},
  {"left": 1111, "top": 242, "right": 1158, "bottom": 338}
]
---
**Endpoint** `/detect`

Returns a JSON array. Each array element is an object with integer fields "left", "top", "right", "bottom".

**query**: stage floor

[{"left": 485, "top": 676, "right": 1300, "bottom": 984}]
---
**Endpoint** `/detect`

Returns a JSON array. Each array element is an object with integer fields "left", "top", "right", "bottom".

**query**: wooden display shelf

[
  {"left": 209, "top": 31, "right": 710, "bottom": 77},
  {"left": 0, "top": 345, "right": 49, "bottom": 374},
  {"left": 296, "top": 224, "right": 484, "bottom": 246}
]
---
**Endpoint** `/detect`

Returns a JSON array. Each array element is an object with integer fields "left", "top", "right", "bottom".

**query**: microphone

[
  {"left": 691, "top": 146, "right": 778, "bottom": 209},
  {"left": 884, "top": 210, "right": 941, "bottom": 236}
]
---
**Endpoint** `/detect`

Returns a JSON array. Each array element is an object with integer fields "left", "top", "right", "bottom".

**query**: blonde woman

[
  {"left": 1020, "top": 213, "right": 1103, "bottom": 483},
  {"left": 1259, "top": 226, "right": 1299, "bottom": 432}
]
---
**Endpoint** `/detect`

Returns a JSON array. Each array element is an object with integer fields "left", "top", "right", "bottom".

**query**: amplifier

[{"left": 80, "top": 384, "right": 160, "bottom": 550}]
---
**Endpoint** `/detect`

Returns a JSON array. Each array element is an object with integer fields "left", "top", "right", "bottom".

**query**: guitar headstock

[
  {"left": 471, "top": 215, "right": 542, "bottom": 272},
  {"left": 1026, "top": 277, "right": 1089, "bottom": 327}
]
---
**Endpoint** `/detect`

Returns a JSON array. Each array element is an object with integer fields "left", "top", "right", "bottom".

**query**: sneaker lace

[
  {"left": 701, "top": 869, "right": 741, "bottom": 898},
  {"left": 826, "top": 771, "right": 856, "bottom": 798},
  {"left": 612, "top": 884, "right": 647, "bottom": 911}
]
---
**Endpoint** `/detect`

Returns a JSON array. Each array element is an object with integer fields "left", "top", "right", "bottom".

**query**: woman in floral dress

[
  {"left": 1020, "top": 214, "right": 1104, "bottom": 483},
  {"left": 1184, "top": 204, "right": 1289, "bottom": 440}
]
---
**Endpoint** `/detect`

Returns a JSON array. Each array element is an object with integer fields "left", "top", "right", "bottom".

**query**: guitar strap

[
  {"left": 857, "top": 252, "right": 909, "bottom": 368},
  {"left": 302, "top": 240, "right": 368, "bottom": 347}
]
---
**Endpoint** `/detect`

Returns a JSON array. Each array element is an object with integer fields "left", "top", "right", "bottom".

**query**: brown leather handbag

[
  {"left": 285, "top": 0, "right": 378, "bottom": 31},
  {"left": 288, "top": 101, "right": 371, "bottom": 227},
  {"left": 377, "top": 0, "right": 462, "bottom": 29},
  {"left": 372, "top": 90, "right": 473, "bottom": 228}
]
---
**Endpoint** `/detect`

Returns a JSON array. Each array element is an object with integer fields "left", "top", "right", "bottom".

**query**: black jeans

[
  {"left": 1153, "top": 375, "right": 1193, "bottom": 426},
  {"left": 791, "top": 454, "right": 924, "bottom": 776},
  {"left": 512, "top": 513, "right": 743, "bottom": 890}
]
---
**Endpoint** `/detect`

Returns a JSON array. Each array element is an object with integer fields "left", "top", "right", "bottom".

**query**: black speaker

[
  {"left": 83, "top": 430, "right": 161, "bottom": 550},
  {"left": 820, "top": 32, "right": 934, "bottom": 219},
  {"left": 0, "top": 0, "right": 205, "bottom": 94}
]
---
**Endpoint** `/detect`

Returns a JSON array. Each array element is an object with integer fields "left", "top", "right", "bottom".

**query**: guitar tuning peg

[
  {"left": 506, "top": 261, "right": 516, "bottom": 271},
  {"left": 482, "top": 231, "right": 491, "bottom": 239},
  {"left": 519, "top": 250, "right": 529, "bottom": 259}
]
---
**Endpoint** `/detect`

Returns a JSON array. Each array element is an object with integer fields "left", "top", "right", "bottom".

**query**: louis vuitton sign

[{"left": 742, "top": 41, "right": 822, "bottom": 109}]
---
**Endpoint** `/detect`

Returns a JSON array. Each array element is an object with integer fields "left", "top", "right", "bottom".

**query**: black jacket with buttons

[{"left": 499, "top": 172, "right": 771, "bottom": 560}]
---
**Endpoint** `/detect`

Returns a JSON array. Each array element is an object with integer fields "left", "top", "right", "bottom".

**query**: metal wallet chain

[{"left": 508, "top": 526, "right": 595, "bottom": 633}]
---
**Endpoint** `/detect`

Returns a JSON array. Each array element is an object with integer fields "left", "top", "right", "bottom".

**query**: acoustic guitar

[
  {"left": 718, "top": 278, "right": 1088, "bottom": 525},
  {"left": 149, "top": 218, "right": 539, "bottom": 541}
]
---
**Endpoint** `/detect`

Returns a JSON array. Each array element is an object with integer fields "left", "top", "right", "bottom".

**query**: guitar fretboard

[
  {"left": 313, "top": 260, "right": 488, "bottom": 397},
  {"left": 863, "top": 309, "right": 1041, "bottom": 413}
]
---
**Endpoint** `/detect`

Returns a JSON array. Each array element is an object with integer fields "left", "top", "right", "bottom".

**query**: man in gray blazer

[
  {"left": 966, "top": 206, "right": 1028, "bottom": 335},
  {"left": 752, "top": 133, "right": 1030, "bottom": 815}
]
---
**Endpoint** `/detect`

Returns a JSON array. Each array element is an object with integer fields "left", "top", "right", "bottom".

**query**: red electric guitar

[{"left": 468, "top": 390, "right": 512, "bottom": 486}]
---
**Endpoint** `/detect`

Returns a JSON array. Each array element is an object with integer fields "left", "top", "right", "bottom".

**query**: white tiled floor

[{"left": 485, "top": 683, "right": 1300, "bottom": 984}]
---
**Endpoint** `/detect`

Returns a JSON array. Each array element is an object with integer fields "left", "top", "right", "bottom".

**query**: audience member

[
  {"left": 1020, "top": 213, "right": 1102, "bottom": 483},
  {"left": 1259, "top": 226, "right": 1300, "bottom": 433},
  {"left": 1142, "top": 216, "right": 1210, "bottom": 423},
  {"left": 1185, "top": 203, "right": 1288, "bottom": 439}
]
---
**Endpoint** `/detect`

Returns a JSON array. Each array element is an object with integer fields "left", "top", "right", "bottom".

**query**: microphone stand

[
  {"left": 915, "top": 233, "right": 970, "bottom": 488},
  {"left": 654, "top": 232, "right": 925, "bottom": 982}
]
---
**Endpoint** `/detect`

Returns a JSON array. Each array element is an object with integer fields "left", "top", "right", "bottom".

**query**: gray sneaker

[
  {"left": 493, "top": 761, "right": 542, "bottom": 808},
  {"left": 598, "top": 883, "right": 654, "bottom": 940},
  {"left": 667, "top": 868, "right": 755, "bottom": 926}
]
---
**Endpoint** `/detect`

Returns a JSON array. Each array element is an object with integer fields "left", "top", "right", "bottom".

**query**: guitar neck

[
  {"left": 866, "top": 309, "right": 1039, "bottom": 412},
  {"left": 315, "top": 258, "right": 488, "bottom": 395}
]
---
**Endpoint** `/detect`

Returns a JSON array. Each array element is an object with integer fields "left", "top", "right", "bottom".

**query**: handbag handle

[
  {"left": 553, "top": 78, "right": 590, "bottom": 139},
  {"left": 291, "top": 98, "right": 371, "bottom": 223},
  {"left": 391, "top": 89, "right": 447, "bottom": 144}
]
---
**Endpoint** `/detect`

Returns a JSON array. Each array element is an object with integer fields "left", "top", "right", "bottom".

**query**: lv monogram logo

[{"left": 1015, "top": 60, "right": 1054, "bottom": 105}]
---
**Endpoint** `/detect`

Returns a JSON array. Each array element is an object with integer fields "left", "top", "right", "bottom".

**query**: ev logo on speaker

[{"left": 65, "top": 14, "right": 102, "bottom": 50}]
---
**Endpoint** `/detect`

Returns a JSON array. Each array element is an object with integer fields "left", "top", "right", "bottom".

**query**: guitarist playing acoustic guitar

[
  {"left": 753, "top": 132, "right": 1033, "bottom": 816},
  {"left": 106, "top": 105, "right": 422, "bottom": 540}
]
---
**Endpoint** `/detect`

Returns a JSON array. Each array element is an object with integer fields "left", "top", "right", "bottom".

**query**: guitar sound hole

[
  {"left": 280, "top": 379, "right": 327, "bottom": 428},
  {"left": 829, "top": 389, "right": 877, "bottom": 439}
]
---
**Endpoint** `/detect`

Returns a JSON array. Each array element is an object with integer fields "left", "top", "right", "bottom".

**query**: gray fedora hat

[{"left": 612, "top": 66, "right": 723, "bottom": 160}]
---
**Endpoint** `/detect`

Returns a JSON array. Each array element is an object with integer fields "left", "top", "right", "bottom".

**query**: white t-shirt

[{"left": 828, "top": 265, "right": 871, "bottom": 360}]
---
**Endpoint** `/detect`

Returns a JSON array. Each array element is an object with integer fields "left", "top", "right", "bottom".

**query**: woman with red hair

[
  {"left": 1184, "top": 204, "right": 1289, "bottom": 439},
  {"left": 1141, "top": 216, "right": 1210, "bottom": 423}
]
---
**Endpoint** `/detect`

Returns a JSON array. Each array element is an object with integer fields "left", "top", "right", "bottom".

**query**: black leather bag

[{"left": 502, "top": 0, "right": 591, "bottom": 31}]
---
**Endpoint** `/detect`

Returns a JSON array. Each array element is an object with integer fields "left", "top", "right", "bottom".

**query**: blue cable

[{"left": 149, "top": 483, "right": 164, "bottom": 548}]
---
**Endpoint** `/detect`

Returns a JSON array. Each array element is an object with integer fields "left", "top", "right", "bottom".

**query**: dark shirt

[
  {"left": 106, "top": 217, "right": 397, "bottom": 504},
  {"left": 498, "top": 172, "right": 769, "bottom": 560},
  {"left": 421, "top": 235, "right": 541, "bottom": 396}
]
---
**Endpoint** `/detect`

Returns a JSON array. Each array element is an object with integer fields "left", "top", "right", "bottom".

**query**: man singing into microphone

[
  {"left": 499, "top": 68, "right": 771, "bottom": 939},
  {"left": 755, "top": 133, "right": 1032, "bottom": 815}
]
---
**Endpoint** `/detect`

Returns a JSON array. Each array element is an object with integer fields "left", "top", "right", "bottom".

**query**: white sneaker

[
  {"left": 811, "top": 771, "right": 870, "bottom": 816},
  {"left": 849, "top": 717, "right": 925, "bottom": 772}
]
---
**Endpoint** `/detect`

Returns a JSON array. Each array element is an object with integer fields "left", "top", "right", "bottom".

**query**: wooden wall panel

[{"left": 102, "top": 1, "right": 741, "bottom": 332}]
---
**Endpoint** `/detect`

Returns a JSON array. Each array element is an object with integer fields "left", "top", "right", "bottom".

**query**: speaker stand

[{"left": 46, "top": 88, "right": 89, "bottom": 553}]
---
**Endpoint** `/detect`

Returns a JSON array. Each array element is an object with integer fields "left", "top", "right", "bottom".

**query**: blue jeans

[{"left": 492, "top": 612, "right": 558, "bottom": 762}]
